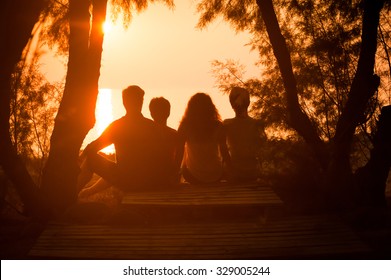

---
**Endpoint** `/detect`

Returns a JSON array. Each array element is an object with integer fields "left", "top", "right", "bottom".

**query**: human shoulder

[
  {"left": 214, "top": 120, "right": 225, "bottom": 133},
  {"left": 166, "top": 125, "right": 177, "bottom": 135},
  {"left": 122, "top": 114, "right": 155, "bottom": 129},
  {"left": 216, "top": 119, "right": 224, "bottom": 126},
  {"left": 158, "top": 124, "right": 177, "bottom": 136},
  {"left": 110, "top": 115, "right": 154, "bottom": 131},
  {"left": 111, "top": 116, "right": 127, "bottom": 125},
  {"left": 223, "top": 116, "right": 258, "bottom": 127},
  {"left": 223, "top": 118, "right": 235, "bottom": 126},
  {"left": 103, "top": 117, "right": 126, "bottom": 132},
  {"left": 248, "top": 116, "right": 262, "bottom": 125},
  {"left": 95, "top": 117, "right": 126, "bottom": 143},
  {"left": 143, "top": 115, "right": 155, "bottom": 124}
]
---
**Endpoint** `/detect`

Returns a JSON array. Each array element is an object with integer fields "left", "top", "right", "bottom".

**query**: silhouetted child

[
  {"left": 149, "top": 97, "right": 179, "bottom": 185},
  {"left": 177, "top": 93, "right": 231, "bottom": 184},
  {"left": 223, "top": 87, "right": 265, "bottom": 183}
]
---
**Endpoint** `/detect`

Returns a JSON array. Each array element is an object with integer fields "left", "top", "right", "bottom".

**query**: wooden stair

[{"left": 29, "top": 215, "right": 371, "bottom": 259}]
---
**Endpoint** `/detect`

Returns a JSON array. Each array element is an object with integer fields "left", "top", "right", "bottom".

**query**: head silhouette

[
  {"left": 149, "top": 97, "right": 171, "bottom": 125},
  {"left": 229, "top": 87, "right": 250, "bottom": 115},
  {"left": 180, "top": 92, "right": 221, "bottom": 140},
  {"left": 122, "top": 85, "right": 144, "bottom": 114},
  {"left": 184, "top": 92, "right": 221, "bottom": 122}
]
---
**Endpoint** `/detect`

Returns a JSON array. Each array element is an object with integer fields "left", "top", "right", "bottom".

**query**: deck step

[
  {"left": 121, "top": 183, "right": 284, "bottom": 221},
  {"left": 29, "top": 215, "right": 371, "bottom": 259},
  {"left": 122, "top": 183, "right": 282, "bottom": 206}
]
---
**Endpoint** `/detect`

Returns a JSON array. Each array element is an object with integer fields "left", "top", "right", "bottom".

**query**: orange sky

[{"left": 40, "top": 1, "right": 259, "bottom": 142}]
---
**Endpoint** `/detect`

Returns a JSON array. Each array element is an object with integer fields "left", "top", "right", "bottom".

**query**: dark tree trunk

[
  {"left": 330, "top": 0, "right": 384, "bottom": 182},
  {"left": 324, "top": 0, "right": 384, "bottom": 207},
  {"left": 255, "top": 0, "right": 328, "bottom": 168},
  {"left": 0, "top": 0, "right": 47, "bottom": 216},
  {"left": 354, "top": 106, "right": 391, "bottom": 209},
  {"left": 256, "top": 0, "right": 385, "bottom": 210},
  {"left": 41, "top": 0, "right": 108, "bottom": 212}
]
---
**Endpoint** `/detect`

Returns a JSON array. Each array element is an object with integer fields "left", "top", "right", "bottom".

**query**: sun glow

[
  {"left": 102, "top": 21, "right": 113, "bottom": 34},
  {"left": 96, "top": 88, "right": 115, "bottom": 154}
]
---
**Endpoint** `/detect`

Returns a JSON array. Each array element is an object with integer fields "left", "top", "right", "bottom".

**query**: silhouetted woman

[{"left": 176, "top": 93, "right": 230, "bottom": 184}]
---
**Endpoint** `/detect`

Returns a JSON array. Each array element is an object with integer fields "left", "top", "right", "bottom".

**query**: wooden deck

[
  {"left": 28, "top": 183, "right": 372, "bottom": 259},
  {"left": 122, "top": 183, "right": 282, "bottom": 206},
  {"left": 29, "top": 215, "right": 370, "bottom": 259},
  {"left": 121, "top": 183, "right": 284, "bottom": 222}
]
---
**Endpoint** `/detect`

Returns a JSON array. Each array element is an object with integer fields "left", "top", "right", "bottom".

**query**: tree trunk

[
  {"left": 41, "top": 0, "right": 108, "bottom": 212},
  {"left": 0, "top": 0, "right": 47, "bottom": 216},
  {"left": 256, "top": 0, "right": 385, "bottom": 209},
  {"left": 354, "top": 105, "right": 391, "bottom": 209},
  {"left": 330, "top": 0, "right": 384, "bottom": 181},
  {"left": 255, "top": 0, "right": 328, "bottom": 168},
  {"left": 324, "top": 0, "right": 384, "bottom": 206}
]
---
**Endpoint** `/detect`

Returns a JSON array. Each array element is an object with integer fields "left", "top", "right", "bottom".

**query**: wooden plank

[
  {"left": 121, "top": 183, "right": 284, "bottom": 223},
  {"left": 122, "top": 183, "right": 283, "bottom": 207},
  {"left": 29, "top": 216, "right": 370, "bottom": 259}
]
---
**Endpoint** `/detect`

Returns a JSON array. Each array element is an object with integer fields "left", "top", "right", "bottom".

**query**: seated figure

[
  {"left": 149, "top": 97, "right": 179, "bottom": 185},
  {"left": 78, "top": 85, "right": 164, "bottom": 197},
  {"left": 176, "top": 93, "right": 231, "bottom": 184},
  {"left": 223, "top": 87, "right": 265, "bottom": 183}
]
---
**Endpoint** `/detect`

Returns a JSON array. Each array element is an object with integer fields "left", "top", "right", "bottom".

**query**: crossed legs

[{"left": 77, "top": 153, "right": 118, "bottom": 198}]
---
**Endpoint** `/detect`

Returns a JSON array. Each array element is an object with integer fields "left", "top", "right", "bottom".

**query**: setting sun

[
  {"left": 96, "top": 88, "right": 115, "bottom": 154},
  {"left": 102, "top": 21, "right": 113, "bottom": 34}
]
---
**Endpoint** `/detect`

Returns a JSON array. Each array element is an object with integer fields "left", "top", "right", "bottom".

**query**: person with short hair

[
  {"left": 149, "top": 97, "right": 171, "bottom": 125},
  {"left": 149, "top": 97, "right": 179, "bottom": 185},
  {"left": 223, "top": 87, "right": 265, "bottom": 183},
  {"left": 78, "top": 85, "right": 162, "bottom": 196}
]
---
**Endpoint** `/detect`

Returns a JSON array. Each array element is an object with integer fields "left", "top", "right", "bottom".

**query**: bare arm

[
  {"left": 218, "top": 125, "right": 231, "bottom": 167},
  {"left": 174, "top": 128, "right": 185, "bottom": 174},
  {"left": 81, "top": 123, "right": 115, "bottom": 158}
]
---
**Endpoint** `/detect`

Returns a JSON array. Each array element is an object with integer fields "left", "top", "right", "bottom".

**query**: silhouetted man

[
  {"left": 223, "top": 87, "right": 265, "bottom": 183},
  {"left": 149, "top": 97, "right": 179, "bottom": 184},
  {"left": 78, "top": 85, "right": 162, "bottom": 196}
]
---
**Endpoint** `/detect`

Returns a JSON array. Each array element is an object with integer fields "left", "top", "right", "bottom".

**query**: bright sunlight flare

[
  {"left": 102, "top": 21, "right": 113, "bottom": 34},
  {"left": 96, "top": 88, "right": 115, "bottom": 154}
]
